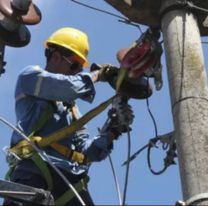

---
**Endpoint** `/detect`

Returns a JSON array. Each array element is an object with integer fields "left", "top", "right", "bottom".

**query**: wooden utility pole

[{"left": 105, "top": 0, "right": 208, "bottom": 205}]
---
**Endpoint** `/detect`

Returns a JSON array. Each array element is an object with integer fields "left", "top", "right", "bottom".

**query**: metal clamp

[
  {"left": 160, "top": 0, "right": 191, "bottom": 18},
  {"left": 185, "top": 193, "right": 208, "bottom": 205},
  {"left": 175, "top": 193, "right": 208, "bottom": 206}
]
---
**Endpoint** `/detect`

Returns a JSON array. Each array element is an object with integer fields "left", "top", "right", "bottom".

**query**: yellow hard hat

[{"left": 45, "top": 27, "right": 90, "bottom": 67}]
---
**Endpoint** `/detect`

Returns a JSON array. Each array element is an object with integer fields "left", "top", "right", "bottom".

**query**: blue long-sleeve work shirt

[{"left": 11, "top": 65, "right": 111, "bottom": 175}]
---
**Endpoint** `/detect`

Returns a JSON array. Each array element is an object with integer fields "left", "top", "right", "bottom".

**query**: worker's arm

[{"left": 15, "top": 65, "right": 96, "bottom": 103}]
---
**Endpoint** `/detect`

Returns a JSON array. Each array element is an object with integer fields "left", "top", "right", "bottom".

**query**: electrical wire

[
  {"left": 70, "top": 0, "right": 127, "bottom": 20},
  {"left": 0, "top": 116, "right": 86, "bottom": 206},
  {"left": 146, "top": 83, "right": 158, "bottom": 139},
  {"left": 122, "top": 144, "right": 149, "bottom": 166},
  {"left": 108, "top": 155, "right": 122, "bottom": 205},
  {"left": 187, "top": 1, "right": 208, "bottom": 14},
  {"left": 70, "top": 0, "right": 143, "bottom": 33},
  {"left": 145, "top": 76, "right": 177, "bottom": 175},
  {"left": 145, "top": 77, "right": 166, "bottom": 175},
  {"left": 122, "top": 129, "right": 131, "bottom": 206},
  {"left": 147, "top": 139, "right": 167, "bottom": 175}
]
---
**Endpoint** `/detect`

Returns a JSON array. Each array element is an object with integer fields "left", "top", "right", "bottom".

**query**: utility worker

[{"left": 3, "top": 27, "right": 134, "bottom": 206}]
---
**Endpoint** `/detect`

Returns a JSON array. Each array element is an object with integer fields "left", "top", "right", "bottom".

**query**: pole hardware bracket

[
  {"left": 159, "top": 0, "right": 208, "bottom": 36},
  {"left": 160, "top": 0, "right": 195, "bottom": 19},
  {"left": 186, "top": 193, "right": 208, "bottom": 205}
]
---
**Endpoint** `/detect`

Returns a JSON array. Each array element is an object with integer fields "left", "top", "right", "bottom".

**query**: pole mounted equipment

[
  {"left": 116, "top": 27, "right": 163, "bottom": 91},
  {"left": 90, "top": 26, "right": 163, "bottom": 100},
  {"left": 0, "top": 0, "right": 41, "bottom": 47}
]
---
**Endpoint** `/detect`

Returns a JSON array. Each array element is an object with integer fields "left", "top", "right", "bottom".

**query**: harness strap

[
  {"left": 8, "top": 96, "right": 114, "bottom": 199},
  {"left": 39, "top": 96, "right": 114, "bottom": 147},
  {"left": 30, "top": 102, "right": 55, "bottom": 137},
  {"left": 50, "top": 102, "right": 86, "bottom": 164},
  {"left": 6, "top": 100, "right": 55, "bottom": 188},
  {"left": 30, "top": 152, "right": 53, "bottom": 191},
  {"left": 5, "top": 166, "right": 15, "bottom": 181},
  {"left": 50, "top": 142, "right": 86, "bottom": 164},
  {"left": 55, "top": 176, "right": 89, "bottom": 205},
  {"left": 68, "top": 101, "right": 79, "bottom": 121}
]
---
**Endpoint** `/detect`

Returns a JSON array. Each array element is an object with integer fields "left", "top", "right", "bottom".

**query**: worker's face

[{"left": 49, "top": 51, "right": 83, "bottom": 75}]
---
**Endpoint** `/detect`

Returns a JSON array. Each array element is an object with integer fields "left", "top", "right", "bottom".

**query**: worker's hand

[
  {"left": 98, "top": 64, "right": 118, "bottom": 82},
  {"left": 109, "top": 95, "right": 134, "bottom": 135},
  {"left": 90, "top": 63, "right": 118, "bottom": 82}
]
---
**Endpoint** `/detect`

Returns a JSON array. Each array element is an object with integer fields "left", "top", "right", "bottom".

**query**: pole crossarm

[{"left": 104, "top": 0, "right": 208, "bottom": 36}]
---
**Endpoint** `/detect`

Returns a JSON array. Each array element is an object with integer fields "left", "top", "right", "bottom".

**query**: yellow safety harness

[{"left": 8, "top": 96, "right": 114, "bottom": 205}]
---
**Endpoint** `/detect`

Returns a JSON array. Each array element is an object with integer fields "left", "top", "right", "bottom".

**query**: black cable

[
  {"left": 145, "top": 78, "right": 170, "bottom": 175},
  {"left": 146, "top": 78, "right": 158, "bottom": 138},
  {"left": 147, "top": 140, "right": 168, "bottom": 175},
  {"left": 71, "top": 0, "right": 126, "bottom": 20},
  {"left": 118, "top": 19, "right": 143, "bottom": 34}
]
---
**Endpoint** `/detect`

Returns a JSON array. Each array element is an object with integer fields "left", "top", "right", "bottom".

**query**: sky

[{"left": 0, "top": 0, "right": 207, "bottom": 205}]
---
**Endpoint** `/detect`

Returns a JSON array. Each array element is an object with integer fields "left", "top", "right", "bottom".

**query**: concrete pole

[{"left": 161, "top": 1, "right": 208, "bottom": 205}]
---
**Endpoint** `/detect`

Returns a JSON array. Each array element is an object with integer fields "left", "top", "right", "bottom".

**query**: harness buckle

[{"left": 2, "top": 146, "right": 22, "bottom": 167}]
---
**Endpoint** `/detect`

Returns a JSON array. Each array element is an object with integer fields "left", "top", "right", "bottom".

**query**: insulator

[
  {"left": 0, "top": 15, "right": 19, "bottom": 32},
  {"left": 11, "top": 0, "right": 32, "bottom": 15},
  {"left": 0, "top": 0, "right": 42, "bottom": 47},
  {"left": 0, "top": 0, "right": 41, "bottom": 25}
]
